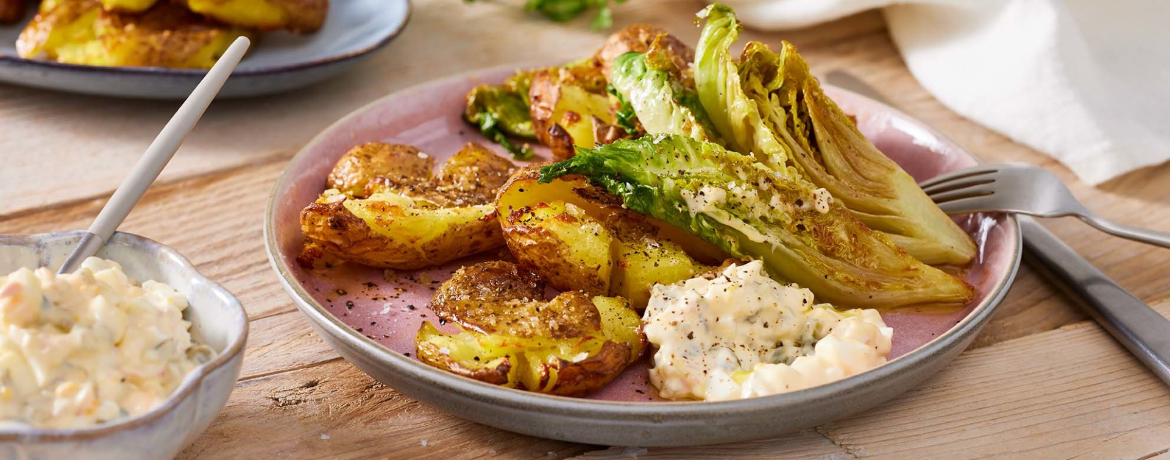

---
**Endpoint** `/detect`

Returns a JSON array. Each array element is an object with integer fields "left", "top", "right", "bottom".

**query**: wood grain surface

[{"left": 1, "top": 0, "right": 1167, "bottom": 458}]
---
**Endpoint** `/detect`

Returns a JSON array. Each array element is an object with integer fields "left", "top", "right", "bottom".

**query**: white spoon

[{"left": 55, "top": 37, "right": 251, "bottom": 274}]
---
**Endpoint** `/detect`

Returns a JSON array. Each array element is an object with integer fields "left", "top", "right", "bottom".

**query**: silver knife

[{"left": 825, "top": 71, "right": 1170, "bottom": 385}]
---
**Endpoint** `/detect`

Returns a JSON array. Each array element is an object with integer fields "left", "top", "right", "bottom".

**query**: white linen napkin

[{"left": 718, "top": 0, "right": 1170, "bottom": 185}]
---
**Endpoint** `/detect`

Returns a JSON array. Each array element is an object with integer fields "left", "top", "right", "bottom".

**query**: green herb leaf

[
  {"left": 605, "top": 83, "right": 639, "bottom": 134},
  {"left": 477, "top": 111, "right": 535, "bottom": 161}
]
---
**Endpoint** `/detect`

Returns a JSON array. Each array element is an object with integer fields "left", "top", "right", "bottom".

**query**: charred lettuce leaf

[
  {"left": 695, "top": 4, "right": 976, "bottom": 265},
  {"left": 465, "top": 70, "right": 537, "bottom": 160},
  {"left": 540, "top": 134, "right": 974, "bottom": 309},
  {"left": 608, "top": 41, "right": 722, "bottom": 144},
  {"left": 694, "top": 4, "right": 797, "bottom": 178}
]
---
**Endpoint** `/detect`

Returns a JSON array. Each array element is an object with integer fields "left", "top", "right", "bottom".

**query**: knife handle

[{"left": 1020, "top": 216, "right": 1170, "bottom": 384}]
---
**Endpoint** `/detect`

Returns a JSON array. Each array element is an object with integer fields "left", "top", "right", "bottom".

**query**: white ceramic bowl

[{"left": 0, "top": 231, "right": 247, "bottom": 460}]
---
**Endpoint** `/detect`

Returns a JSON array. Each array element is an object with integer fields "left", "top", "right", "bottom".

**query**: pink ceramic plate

[{"left": 266, "top": 65, "right": 1021, "bottom": 446}]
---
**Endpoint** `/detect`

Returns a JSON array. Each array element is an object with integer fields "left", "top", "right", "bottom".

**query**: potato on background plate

[
  {"left": 17, "top": 0, "right": 254, "bottom": 68},
  {"left": 98, "top": 0, "right": 327, "bottom": 31},
  {"left": 184, "top": 0, "right": 328, "bottom": 33}
]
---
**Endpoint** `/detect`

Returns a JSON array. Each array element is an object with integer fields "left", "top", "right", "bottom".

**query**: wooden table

[{"left": 2, "top": 1, "right": 1168, "bottom": 458}]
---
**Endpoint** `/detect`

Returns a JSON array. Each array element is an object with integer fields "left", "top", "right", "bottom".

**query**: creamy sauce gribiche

[{"left": 643, "top": 261, "right": 892, "bottom": 401}]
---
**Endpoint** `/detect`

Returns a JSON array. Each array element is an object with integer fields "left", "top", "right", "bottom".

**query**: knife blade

[{"left": 825, "top": 70, "right": 1170, "bottom": 385}]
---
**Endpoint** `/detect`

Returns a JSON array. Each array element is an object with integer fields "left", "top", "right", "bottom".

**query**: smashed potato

[
  {"left": 17, "top": 0, "right": 254, "bottom": 69},
  {"left": 416, "top": 261, "right": 645, "bottom": 396},
  {"left": 183, "top": 0, "right": 328, "bottom": 33},
  {"left": 300, "top": 142, "right": 515, "bottom": 270},
  {"left": 99, "top": 0, "right": 158, "bottom": 13},
  {"left": 529, "top": 59, "right": 621, "bottom": 160},
  {"left": 496, "top": 166, "right": 722, "bottom": 308},
  {"left": 595, "top": 23, "right": 694, "bottom": 80}
]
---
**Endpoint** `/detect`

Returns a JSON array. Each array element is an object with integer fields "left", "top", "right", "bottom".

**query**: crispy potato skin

[
  {"left": 530, "top": 341, "right": 631, "bottom": 396},
  {"left": 431, "top": 259, "right": 545, "bottom": 305},
  {"left": 300, "top": 142, "right": 515, "bottom": 270},
  {"left": 0, "top": 0, "right": 27, "bottom": 23},
  {"left": 327, "top": 143, "right": 432, "bottom": 197},
  {"left": 417, "top": 261, "right": 644, "bottom": 396},
  {"left": 596, "top": 23, "right": 694, "bottom": 79},
  {"left": 183, "top": 0, "right": 327, "bottom": 33},
  {"left": 17, "top": 0, "right": 255, "bottom": 69},
  {"left": 430, "top": 142, "right": 518, "bottom": 205},
  {"left": 496, "top": 166, "right": 721, "bottom": 309},
  {"left": 433, "top": 264, "right": 601, "bottom": 339},
  {"left": 429, "top": 260, "right": 606, "bottom": 338},
  {"left": 502, "top": 202, "right": 613, "bottom": 297},
  {"left": 529, "top": 69, "right": 577, "bottom": 160},
  {"left": 99, "top": 0, "right": 158, "bottom": 13},
  {"left": 528, "top": 62, "right": 614, "bottom": 160}
]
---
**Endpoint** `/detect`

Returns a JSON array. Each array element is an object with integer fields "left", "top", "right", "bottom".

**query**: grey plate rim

[{"left": 263, "top": 64, "right": 1022, "bottom": 443}]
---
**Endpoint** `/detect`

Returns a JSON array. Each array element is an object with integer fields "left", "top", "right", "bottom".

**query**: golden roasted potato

[
  {"left": 17, "top": 0, "right": 255, "bottom": 69},
  {"left": 606, "top": 214, "right": 717, "bottom": 308},
  {"left": 496, "top": 166, "right": 723, "bottom": 308},
  {"left": 326, "top": 143, "right": 432, "bottom": 198},
  {"left": 300, "top": 142, "right": 516, "bottom": 270},
  {"left": 99, "top": 0, "right": 158, "bottom": 13},
  {"left": 529, "top": 60, "right": 619, "bottom": 160},
  {"left": 0, "top": 0, "right": 28, "bottom": 24},
  {"left": 183, "top": 0, "right": 328, "bottom": 33},
  {"left": 416, "top": 261, "right": 645, "bottom": 395},
  {"left": 595, "top": 23, "right": 694, "bottom": 79},
  {"left": 503, "top": 200, "right": 615, "bottom": 296}
]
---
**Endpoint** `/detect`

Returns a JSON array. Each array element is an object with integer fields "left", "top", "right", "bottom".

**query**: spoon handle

[{"left": 57, "top": 37, "right": 251, "bottom": 274}]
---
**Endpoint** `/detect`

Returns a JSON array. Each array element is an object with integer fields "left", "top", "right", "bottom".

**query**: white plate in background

[{"left": 0, "top": 0, "right": 410, "bottom": 99}]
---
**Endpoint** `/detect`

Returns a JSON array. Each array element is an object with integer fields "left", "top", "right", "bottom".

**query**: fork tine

[
  {"left": 927, "top": 183, "right": 996, "bottom": 204},
  {"left": 921, "top": 177, "right": 996, "bottom": 195},
  {"left": 917, "top": 165, "right": 999, "bottom": 189},
  {"left": 935, "top": 195, "right": 1001, "bottom": 215}
]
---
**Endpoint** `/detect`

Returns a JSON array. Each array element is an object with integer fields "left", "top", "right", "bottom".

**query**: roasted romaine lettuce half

[
  {"left": 540, "top": 134, "right": 974, "bottom": 309},
  {"left": 608, "top": 47, "right": 722, "bottom": 144},
  {"left": 465, "top": 69, "right": 538, "bottom": 160},
  {"left": 416, "top": 261, "right": 645, "bottom": 396},
  {"left": 694, "top": 4, "right": 976, "bottom": 265},
  {"left": 694, "top": 4, "right": 787, "bottom": 171}
]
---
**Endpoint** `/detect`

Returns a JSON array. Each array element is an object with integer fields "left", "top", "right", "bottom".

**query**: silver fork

[{"left": 920, "top": 163, "right": 1170, "bottom": 248}]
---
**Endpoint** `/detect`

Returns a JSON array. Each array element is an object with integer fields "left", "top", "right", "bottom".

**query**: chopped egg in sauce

[
  {"left": 643, "top": 261, "right": 892, "bottom": 401},
  {"left": 0, "top": 258, "right": 214, "bottom": 428}
]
